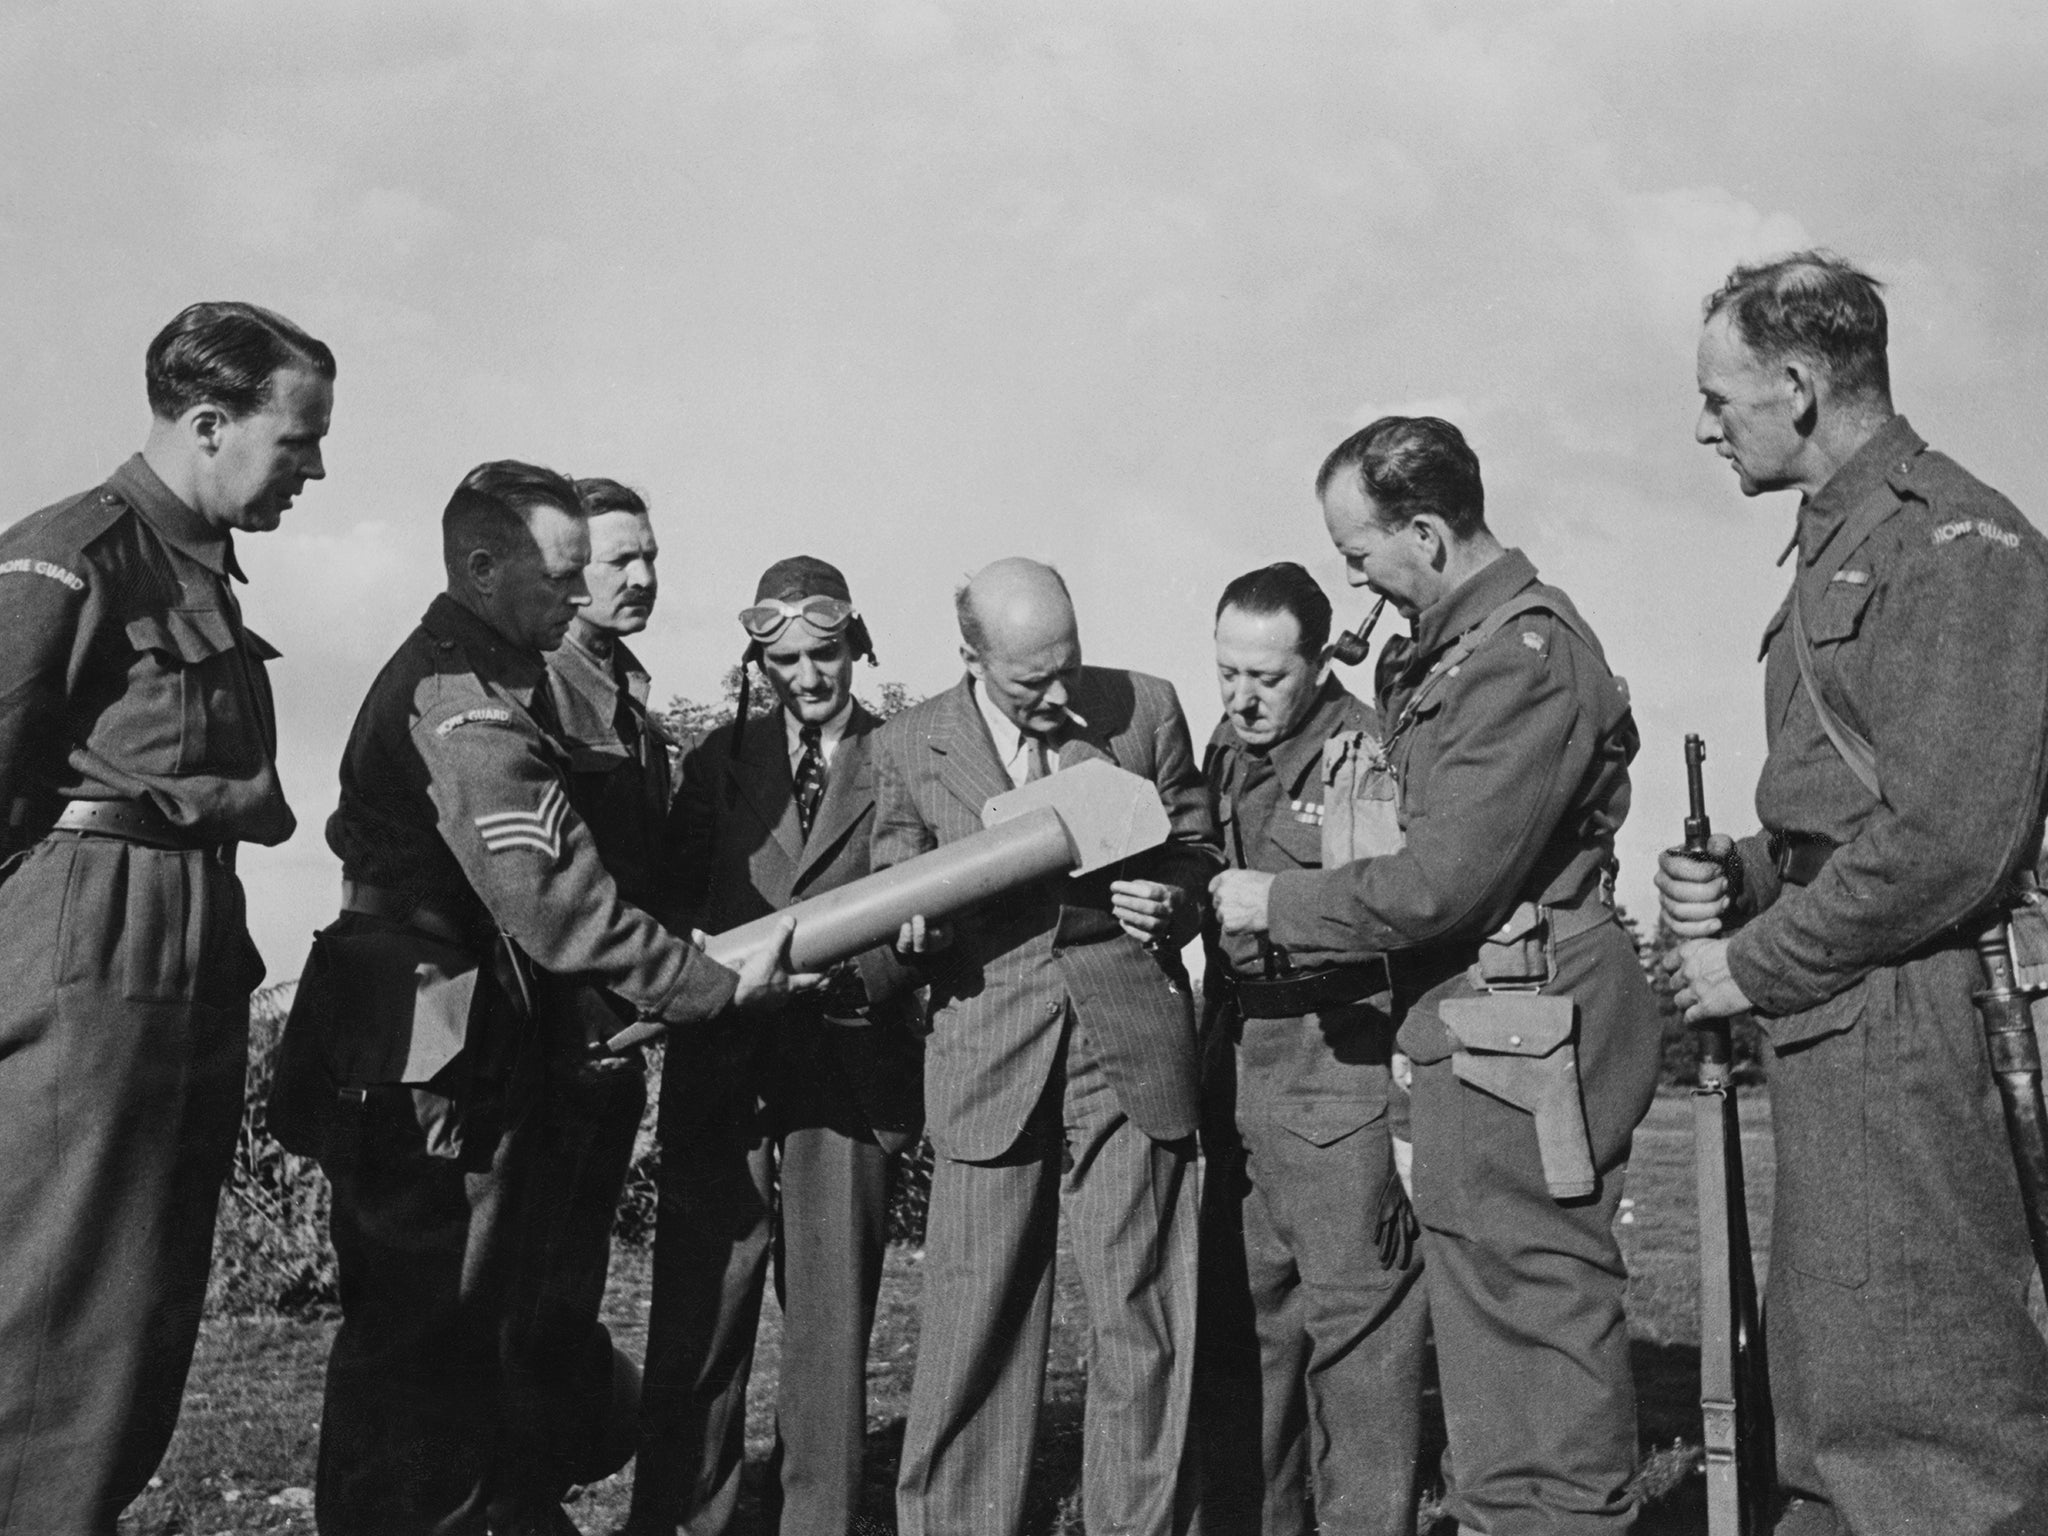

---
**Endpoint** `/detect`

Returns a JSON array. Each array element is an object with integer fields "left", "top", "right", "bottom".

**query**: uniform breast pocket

[
  {"left": 1806, "top": 576, "right": 1875, "bottom": 647},
  {"left": 1266, "top": 810, "right": 1323, "bottom": 869},
  {"left": 124, "top": 608, "right": 254, "bottom": 774}
]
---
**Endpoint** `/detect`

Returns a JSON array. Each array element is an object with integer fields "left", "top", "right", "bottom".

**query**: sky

[{"left": 5, "top": 0, "right": 2047, "bottom": 972}]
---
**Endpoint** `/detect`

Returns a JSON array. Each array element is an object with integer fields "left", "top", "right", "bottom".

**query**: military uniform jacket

[
  {"left": 668, "top": 703, "right": 924, "bottom": 1148},
  {"left": 870, "top": 669, "right": 1221, "bottom": 1160},
  {"left": 1205, "top": 678, "right": 1382, "bottom": 980},
  {"left": 1204, "top": 678, "right": 1395, "bottom": 1146},
  {"left": 544, "top": 627, "right": 677, "bottom": 921},
  {"left": 1265, "top": 551, "right": 1638, "bottom": 1064},
  {"left": 0, "top": 455, "right": 294, "bottom": 853},
  {"left": 278, "top": 596, "right": 736, "bottom": 1118},
  {"left": 1724, "top": 416, "right": 2048, "bottom": 1031}
]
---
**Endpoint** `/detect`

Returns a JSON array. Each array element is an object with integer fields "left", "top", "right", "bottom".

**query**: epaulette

[
  {"left": 1888, "top": 449, "right": 2038, "bottom": 556},
  {"left": 0, "top": 484, "right": 131, "bottom": 567}
]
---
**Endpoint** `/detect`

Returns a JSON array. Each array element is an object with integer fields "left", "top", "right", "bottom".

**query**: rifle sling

[{"left": 1787, "top": 589, "right": 1880, "bottom": 798}]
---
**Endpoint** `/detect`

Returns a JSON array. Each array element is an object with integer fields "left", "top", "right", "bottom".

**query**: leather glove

[{"left": 1374, "top": 1172, "right": 1419, "bottom": 1272}]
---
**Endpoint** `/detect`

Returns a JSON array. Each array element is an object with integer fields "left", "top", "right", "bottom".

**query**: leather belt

[
  {"left": 1227, "top": 958, "right": 1392, "bottom": 1019},
  {"left": 1768, "top": 829, "right": 1837, "bottom": 887},
  {"left": 341, "top": 879, "right": 471, "bottom": 947},
  {"left": 53, "top": 798, "right": 233, "bottom": 863}
]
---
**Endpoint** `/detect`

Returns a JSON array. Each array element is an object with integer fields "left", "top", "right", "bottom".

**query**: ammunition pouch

[
  {"left": 268, "top": 911, "right": 515, "bottom": 1164},
  {"left": 1320, "top": 729, "right": 1405, "bottom": 865},
  {"left": 1436, "top": 898, "right": 1600, "bottom": 1200}
]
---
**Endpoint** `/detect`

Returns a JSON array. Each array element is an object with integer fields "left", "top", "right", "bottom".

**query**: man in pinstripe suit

[{"left": 873, "top": 557, "right": 1220, "bottom": 1536}]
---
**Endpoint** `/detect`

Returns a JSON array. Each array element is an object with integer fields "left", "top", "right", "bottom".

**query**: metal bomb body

[{"left": 606, "top": 758, "right": 1172, "bottom": 1051}]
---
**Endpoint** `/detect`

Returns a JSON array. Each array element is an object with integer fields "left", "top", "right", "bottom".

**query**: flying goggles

[{"left": 738, "top": 595, "right": 860, "bottom": 643}]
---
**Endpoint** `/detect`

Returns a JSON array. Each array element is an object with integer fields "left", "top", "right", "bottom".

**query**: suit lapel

[
  {"left": 797, "top": 705, "right": 876, "bottom": 885},
  {"left": 726, "top": 712, "right": 804, "bottom": 866},
  {"left": 930, "top": 677, "right": 1015, "bottom": 821},
  {"left": 1055, "top": 673, "right": 1117, "bottom": 771}
]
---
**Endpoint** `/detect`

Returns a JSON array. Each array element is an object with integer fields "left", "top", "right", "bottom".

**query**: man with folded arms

[{"left": 0, "top": 301, "right": 331, "bottom": 1536}]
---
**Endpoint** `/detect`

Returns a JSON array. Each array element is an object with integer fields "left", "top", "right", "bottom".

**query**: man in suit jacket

[
  {"left": 875, "top": 557, "right": 1220, "bottom": 1536},
  {"left": 629, "top": 557, "right": 924, "bottom": 1536}
]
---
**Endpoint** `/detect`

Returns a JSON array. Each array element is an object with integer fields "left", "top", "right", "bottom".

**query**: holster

[{"left": 1437, "top": 901, "right": 1596, "bottom": 1200}]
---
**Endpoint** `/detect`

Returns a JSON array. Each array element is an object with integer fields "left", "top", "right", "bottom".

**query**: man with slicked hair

[
  {"left": 1213, "top": 420, "right": 1658, "bottom": 1534},
  {"left": 0, "top": 301, "right": 332, "bottom": 1535},
  {"left": 1661, "top": 251, "right": 2048, "bottom": 1535},
  {"left": 268, "top": 461, "right": 816, "bottom": 1536},
  {"left": 1191, "top": 562, "right": 1426, "bottom": 1536},
  {"left": 873, "top": 557, "right": 1219, "bottom": 1536},
  {"left": 631, "top": 555, "right": 923, "bottom": 1536}
]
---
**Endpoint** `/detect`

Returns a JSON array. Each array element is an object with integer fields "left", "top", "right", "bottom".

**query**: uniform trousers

[
  {"left": 1406, "top": 924, "right": 1657, "bottom": 1536},
  {"left": 896, "top": 1020, "right": 1198, "bottom": 1536},
  {"left": 630, "top": 1043, "right": 895, "bottom": 1536},
  {"left": 1762, "top": 944, "right": 2048, "bottom": 1536},
  {"left": 498, "top": 1046, "right": 647, "bottom": 1510},
  {"left": 1192, "top": 1028, "right": 1426, "bottom": 1536},
  {"left": 317, "top": 1086, "right": 533, "bottom": 1536},
  {"left": 0, "top": 836, "right": 255, "bottom": 1536}
]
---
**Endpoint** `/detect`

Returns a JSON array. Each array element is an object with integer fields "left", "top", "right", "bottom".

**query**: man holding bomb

[{"left": 1212, "top": 418, "right": 1657, "bottom": 1535}]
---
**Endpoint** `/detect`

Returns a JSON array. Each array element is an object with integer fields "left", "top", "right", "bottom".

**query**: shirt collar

[
  {"left": 786, "top": 696, "right": 855, "bottom": 764},
  {"left": 970, "top": 678, "right": 1038, "bottom": 777},
  {"left": 109, "top": 453, "right": 240, "bottom": 580},
  {"left": 1410, "top": 548, "right": 1540, "bottom": 659},
  {"left": 1797, "top": 414, "right": 1924, "bottom": 566},
  {"left": 1264, "top": 676, "right": 1360, "bottom": 790},
  {"left": 559, "top": 626, "right": 651, "bottom": 703}
]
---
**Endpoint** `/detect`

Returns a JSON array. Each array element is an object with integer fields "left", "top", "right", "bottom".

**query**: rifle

[{"left": 1676, "top": 735, "right": 1774, "bottom": 1536}]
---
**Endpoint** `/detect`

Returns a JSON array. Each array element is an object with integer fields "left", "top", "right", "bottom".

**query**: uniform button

[{"left": 1509, "top": 1034, "right": 1523, "bottom": 1047}]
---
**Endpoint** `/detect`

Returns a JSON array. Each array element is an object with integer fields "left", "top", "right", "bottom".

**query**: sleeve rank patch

[
  {"left": 0, "top": 557, "right": 85, "bottom": 591},
  {"left": 436, "top": 706, "right": 514, "bottom": 736},
  {"left": 475, "top": 780, "right": 568, "bottom": 859},
  {"left": 1933, "top": 519, "right": 2020, "bottom": 550}
]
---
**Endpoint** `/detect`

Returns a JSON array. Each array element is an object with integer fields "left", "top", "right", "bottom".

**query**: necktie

[
  {"left": 795, "top": 723, "right": 826, "bottom": 839},
  {"left": 1024, "top": 734, "right": 1051, "bottom": 783}
]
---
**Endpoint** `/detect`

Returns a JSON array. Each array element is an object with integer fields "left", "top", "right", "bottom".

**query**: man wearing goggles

[
  {"left": 738, "top": 592, "right": 861, "bottom": 643},
  {"left": 630, "top": 557, "right": 921, "bottom": 1536}
]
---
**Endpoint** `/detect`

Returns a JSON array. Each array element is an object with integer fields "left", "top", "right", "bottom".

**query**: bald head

[{"left": 958, "top": 558, "right": 1084, "bottom": 735}]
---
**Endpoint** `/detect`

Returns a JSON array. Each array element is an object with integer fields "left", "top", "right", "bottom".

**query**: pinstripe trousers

[{"left": 897, "top": 1019, "right": 1198, "bottom": 1536}]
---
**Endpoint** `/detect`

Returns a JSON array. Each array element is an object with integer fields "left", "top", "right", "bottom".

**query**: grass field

[{"left": 117, "top": 1090, "right": 1777, "bottom": 1535}]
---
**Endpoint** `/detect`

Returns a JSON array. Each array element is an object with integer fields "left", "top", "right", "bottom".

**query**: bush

[
  {"left": 617, "top": 1041, "right": 935, "bottom": 1249},
  {"left": 209, "top": 981, "right": 340, "bottom": 1317}
]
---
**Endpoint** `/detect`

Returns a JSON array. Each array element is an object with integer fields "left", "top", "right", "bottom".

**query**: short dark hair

[
  {"left": 144, "top": 301, "right": 335, "bottom": 421},
  {"left": 1703, "top": 250, "right": 1890, "bottom": 401},
  {"left": 1215, "top": 563, "right": 1332, "bottom": 659},
  {"left": 573, "top": 477, "right": 649, "bottom": 518},
  {"left": 1316, "top": 416, "right": 1485, "bottom": 538},
  {"left": 443, "top": 461, "right": 583, "bottom": 576}
]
